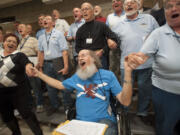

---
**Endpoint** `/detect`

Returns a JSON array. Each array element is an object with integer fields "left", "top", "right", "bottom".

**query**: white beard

[
  {"left": 76, "top": 63, "right": 97, "bottom": 80},
  {"left": 125, "top": 10, "right": 138, "bottom": 16}
]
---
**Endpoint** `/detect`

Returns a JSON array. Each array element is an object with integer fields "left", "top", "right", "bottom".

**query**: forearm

[
  {"left": 62, "top": 50, "right": 68, "bottom": 69},
  {"left": 37, "top": 51, "right": 44, "bottom": 67},
  {"left": 118, "top": 70, "right": 133, "bottom": 106},
  {"left": 38, "top": 71, "right": 65, "bottom": 90}
]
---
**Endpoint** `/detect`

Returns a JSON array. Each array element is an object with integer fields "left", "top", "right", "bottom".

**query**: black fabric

[
  {"left": 0, "top": 52, "right": 32, "bottom": 88},
  {"left": 150, "top": 8, "right": 166, "bottom": 26},
  {"left": 6, "top": 118, "right": 21, "bottom": 135},
  {"left": 75, "top": 20, "right": 119, "bottom": 56}
]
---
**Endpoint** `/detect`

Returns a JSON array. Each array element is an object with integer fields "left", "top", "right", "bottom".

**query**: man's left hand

[{"left": 58, "top": 67, "right": 68, "bottom": 75}]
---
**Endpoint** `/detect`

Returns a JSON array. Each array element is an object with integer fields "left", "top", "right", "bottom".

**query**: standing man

[
  {"left": 94, "top": 5, "right": 106, "bottom": 23},
  {"left": 76, "top": 2, "right": 119, "bottom": 70},
  {"left": 36, "top": 14, "right": 45, "bottom": 40},
  {"left": 52, "top": 9, "right": 70, "bottom": 36},
  {"left": 38, "top": 15, "right": 73, "bottom": 116},
  {"left": 18, "top": 24, "right": 44, "bottom": 113},
  {"left": 110, "top": 0, "right": 159, "bottom": 119},
  {"left": 14, "top": 21, "right": 21, "bottom": 40},
  {"left": 66, "top": 7, "right": 85, "bottom": 66},
  {"left": 106, "top": 0, "right": 125, "bottom": 81}
]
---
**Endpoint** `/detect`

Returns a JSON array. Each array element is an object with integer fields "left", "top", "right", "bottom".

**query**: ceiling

[{"left": 0, "top": 0, "right": 32, "bottom": 8}]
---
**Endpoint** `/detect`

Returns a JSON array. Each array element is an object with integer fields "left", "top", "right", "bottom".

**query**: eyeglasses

[
  {"left": 165, "top": 1, "right": 180, "bottom": 10},
  {"left": 5, "top": 39, "right": 17, "bottom": 45},
  {"left": 77, "top": 53, "right": 90, "bottom": 59},
  {"left": 81, "top": 7, "right": 91, "bottom": 12}
]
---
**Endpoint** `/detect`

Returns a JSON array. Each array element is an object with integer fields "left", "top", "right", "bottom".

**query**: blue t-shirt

[{"left": 63, "top": 69, "right": 122, "bottom": 122}]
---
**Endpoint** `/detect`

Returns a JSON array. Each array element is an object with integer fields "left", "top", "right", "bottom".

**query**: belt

[{"left": 44, "top": 60, "right": 53, "bottom": 62}]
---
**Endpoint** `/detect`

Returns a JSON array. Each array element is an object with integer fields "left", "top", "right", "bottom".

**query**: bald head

[
  {"left": 94, "top": 5, "right": 102, "bottom": 16},
  {"left": 81, "top": 2, "right": 94, "bottom": 22},
  {"left": 73, "top": 7, "right": 83, "bottom": 21}
]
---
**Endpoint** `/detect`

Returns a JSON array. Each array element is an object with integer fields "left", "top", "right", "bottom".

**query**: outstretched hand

[{"left": 127, "top": 52, "right": 148, "bottom": 69}]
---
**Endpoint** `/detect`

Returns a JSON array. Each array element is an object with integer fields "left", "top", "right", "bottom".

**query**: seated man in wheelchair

[{"left": 32, "top": 49, "right": 133, "bottom": 135}]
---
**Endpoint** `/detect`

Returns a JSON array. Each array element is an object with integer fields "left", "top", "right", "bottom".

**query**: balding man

[
  {"left": 110, "top": 0, "right": 159, "bottom": 120},
  {"left": 106, "top": 0, "right": 125, "bottom": 81},
  {"left": 76, "top": 2, "right": 119, "bottom": 69},
  {"left": 66, "top": 7, "right": 85, "bottom": 66},
  {"left": 94, "top": 5, "right": 106, "bottom": 23},
  {"left": 52, "top": 9, "right": 70, "bottom": 36},
  {"left": 33, "top": 49, "right": 133, "bottom": 135}
]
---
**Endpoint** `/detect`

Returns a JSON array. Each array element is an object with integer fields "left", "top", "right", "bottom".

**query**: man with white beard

[
  {"left": 109, "top": 0, "right": 159, "bottom": 122},
  {"left": 32, "top": 49, "right": 133, "bottom": 135}
]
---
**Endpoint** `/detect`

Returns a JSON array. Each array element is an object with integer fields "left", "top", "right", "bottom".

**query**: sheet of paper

[{"left": 55, "top": 120, "right": 107, "bottom": 135}]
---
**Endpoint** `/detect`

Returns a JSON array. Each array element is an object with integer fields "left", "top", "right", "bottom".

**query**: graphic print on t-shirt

[{"left": 76, "top": 82, "right": 107, "bottom": 100}]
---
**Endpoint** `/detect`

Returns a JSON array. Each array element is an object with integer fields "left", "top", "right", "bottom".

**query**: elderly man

[
  {"left": 106, "top": 0, "right": 125, "bottom": 81},
  {"left": 36, "top": 14, "right": 45, "bottom": 40},
  {"left": 37, "top": 15, "right": 73, "bottom": 116},
  {"left": 94, "top": 5, "right": 106, "bottom": 23},
  {"left": 66, "top": 7, "right": 85, "bottom": 66},
  {"left": 52, "top": 9, "right": 70, "bottom": 36},
  {"left": 110, "top": 0, "right": 159, "bottom": 119},
  {"left": 18, "top": 23, "right": 44, "bottom": 113},
  {"left": 76, "top": 2, "right": 119, "bottom": 70},
  {"left": 33, "top": 49, "right": 133, "bottom": 135},
  {"left": 127, "top": 0, "right": 180, "bottom": 134}
]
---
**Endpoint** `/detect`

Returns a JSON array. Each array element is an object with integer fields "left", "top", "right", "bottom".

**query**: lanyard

[
  {"left": 19, "top": 36, "right": 30, "bottom": 50},
  {"left": 171, "top": 27, "right": 180, "bottom": 44},
  {"left": 45, "top": 31, "right": 52, "bottom": 50}
]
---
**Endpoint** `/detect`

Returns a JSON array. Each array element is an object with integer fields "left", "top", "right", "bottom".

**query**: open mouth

[
  {"left": 7, "top": 45, "right": 14, "bottom": 49},
  {"left": 80, "top": 61, "right": 86, "bottom": 67},
  {"left": 171, "top": 13, "right": 179, "bottom": 19},
  {"left": 127, "top": 7, "right": 133, "bottom": 11},
  {"left": 114, "top": 4, "right": 120, "bottom": 8}
]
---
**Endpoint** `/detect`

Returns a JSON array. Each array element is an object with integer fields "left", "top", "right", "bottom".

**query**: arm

[
  {"left": 58, "top": 50, "right": 69, "bottom": 75},
  {"left": 34, "top": 68, "right": 65, "bottom": 90},
  {"left": 36, "top": 51, "right": 44, "bottom": 72},
  {"left": 127, "top": 52, "right": 149, "bottom": 69},
  {"left": 116, "top": 57, "right": 133, "bottom": 106}
]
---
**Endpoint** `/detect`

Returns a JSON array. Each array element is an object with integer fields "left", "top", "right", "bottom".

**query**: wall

[{"left": 0, "top": 0, "right": 159, "bottom": 33}]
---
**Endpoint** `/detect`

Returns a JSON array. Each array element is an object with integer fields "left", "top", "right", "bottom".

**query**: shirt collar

[
  {"left": 164, "top": 23, "right": 180, "bottom": 37},
  {"left": 124, "top": 13, "right": 144, "bottom": 22},
  {"left": 113, "top": 11, "right": 125, "bottom": 17}
]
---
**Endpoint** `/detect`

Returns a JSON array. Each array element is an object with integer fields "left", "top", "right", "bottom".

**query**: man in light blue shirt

[
  {"left": 38, "top": 15, "right": 73, "bottom": 116},
  {"left": 110, "top": 0, "right": 159, "bottom": 118},
  {"left": 106, "top": 0, "right": 125, "bottom": 81},
  {"left": 66, "top": 7, "right": 85, "bottom": 66},
  {"left": 36, "top": 14, "right": 45, "bottom": 40}
]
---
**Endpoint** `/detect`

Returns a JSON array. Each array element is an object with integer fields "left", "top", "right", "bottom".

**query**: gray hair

[
  {"left": 123, "top": 0, "right": 141, "bottom": 8},
  {"left": 88, "top": 50, "right": 102, "bottom": 69}
]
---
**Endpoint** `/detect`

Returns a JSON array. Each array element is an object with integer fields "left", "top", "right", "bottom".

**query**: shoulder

[
  {"left": 99, "top": 69, "right": 115, "bottom": 78},
  {"left": 107, "top": 13, "right": 114, "bottom": 18}
]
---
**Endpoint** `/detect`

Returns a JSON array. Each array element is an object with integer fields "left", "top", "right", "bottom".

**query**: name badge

[
  {"left": 46, "top": 50, "right": 51, "bottom": 55},
  {"left": 86, "top": 38, "right": 92, "bottom": 44}
]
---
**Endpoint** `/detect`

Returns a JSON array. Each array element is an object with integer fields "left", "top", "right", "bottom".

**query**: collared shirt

[
  {"left": 106, "top": 12, "right": 125, "bottom": 29},
  {"left": 140, "top": 24, "right": 180, "bottom": 95},
  {"left": 36, "top": 28, "right": 45, "bottom": 40},
  {"left": 55, "top": 19, "right": 70, "bottom": 34},
  {"left": 67, "top": 19, "right": 85, "bottom": 56},
  {"left": 0, "top": 42, "right": 3, "bottom": 50},
  {"left": 18, "top": 36, "right": 38, "bottom": 56},
  {"left": 38, "top": 28, "right": 68, "bottom": 60},
  {"left": 113, "top": 14, "right": 159, "bottom": 69},
  {"left": 76, "top": 20, "right": 119, "bottom": 55}
]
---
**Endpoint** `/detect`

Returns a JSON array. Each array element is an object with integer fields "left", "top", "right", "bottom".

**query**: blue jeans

[
  {"left": 29, "top": 77, "right": 44, "bottom": 106},
  {"left": 43, "top": 61, "right": 73, "bottom": 109},
  {"left": 121, "top": 68, "right": 152, "bottom": 116},
  {"left": 98, "top": 119, "right": 118, "bottom": 135},
  {"left": 152, "top": 86, "right": 180, "bottom": 135}
]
